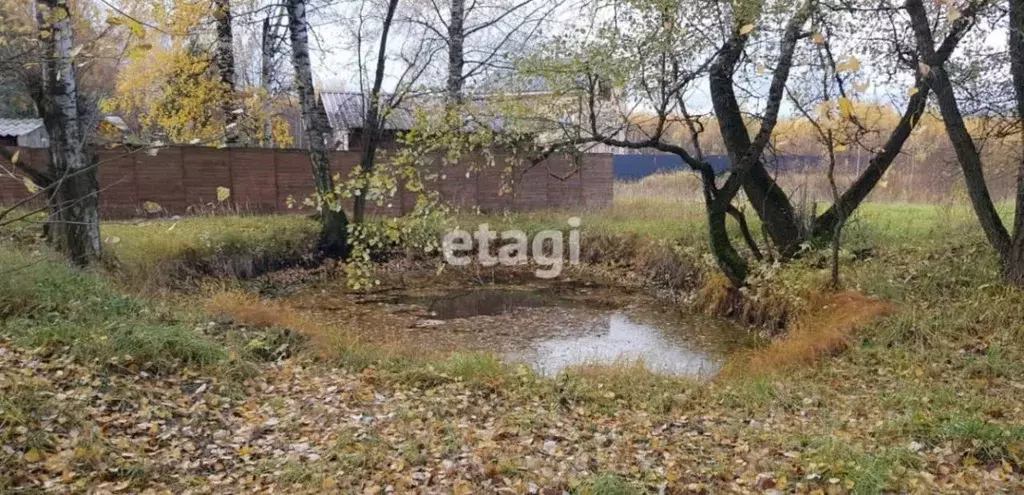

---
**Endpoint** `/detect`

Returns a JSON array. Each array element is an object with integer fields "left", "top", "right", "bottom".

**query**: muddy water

[{"left": 397, "top": 287, "right": 750, "bottom": 377}]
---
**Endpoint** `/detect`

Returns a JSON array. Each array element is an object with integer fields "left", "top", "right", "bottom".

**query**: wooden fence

[{"left": 0, "top": 147, "right": 613, "bottom": 218}]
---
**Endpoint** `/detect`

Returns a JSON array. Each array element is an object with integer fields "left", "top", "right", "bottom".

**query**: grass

[
  {"left": 575, "top": 473, "right": 637, "bottom": 494},
  {"left": 0, "top": 246, "right": 228, "bottom": 372},
  {"left": 102, "top": 214, "right": 319, "bottom": 288},
  {"left": 6, "top": 173, "right": 1024, "bottom": 491}
]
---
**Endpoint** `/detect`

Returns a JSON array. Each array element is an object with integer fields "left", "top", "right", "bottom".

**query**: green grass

[
  {"left": 575, "top": 473, "right": 638, "bottom": 494},
  {"left": 0, "top": 245, "right": 227, "bottom": 372},
  {"left": 797, "top": 436, "right": 920, "bottom": 495}
]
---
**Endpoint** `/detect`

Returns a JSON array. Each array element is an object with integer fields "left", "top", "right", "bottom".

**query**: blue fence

[{"left": 612, "top": 154, "right": 820, "bottom": 181}]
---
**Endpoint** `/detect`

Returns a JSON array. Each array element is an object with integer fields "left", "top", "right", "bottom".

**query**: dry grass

[
  {"left": 204, "top": 292, "right": 358, "bottom": 356},
  {"left": 101, "top": 215, "right": 319, "bottom": 290},
  {"left": 694, "top": 273, "right": 796, "bottom": 331},
  {"left": 613, "top": 167, "right": 1001, "bottom": 209},
  {"left": 724, "top": 290, "right": 895, "bottom": 376},
  {"left": 203, "top": 291, "right": 443, "bottom": 369}
]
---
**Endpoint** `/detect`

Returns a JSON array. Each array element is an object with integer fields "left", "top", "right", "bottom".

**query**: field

[{"left": 2, "top": 173, "right": 1024, "bottom": 493}]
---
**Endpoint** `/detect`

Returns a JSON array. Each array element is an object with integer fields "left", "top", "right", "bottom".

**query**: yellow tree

[{"left": 100, "top": 0, "right": 293, "bottom": 146}]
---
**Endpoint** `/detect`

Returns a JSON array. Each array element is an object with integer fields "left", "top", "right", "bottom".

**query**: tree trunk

[
  {"left": 446, "top": 0, "right": 465, "bottom": 105},
  {"left": 213, "top": 0, "right": 238, "bottom": 145},
  {"left": 261, "top": 16, "right": 274, "bottom": 147},
  {"left": 708, "top": 195, "right": 748, "bottom": 286},
  {"left": 906, "top": 0, "right": 1012, "bottom": 259},
  {"left": 36, "top": 0, "right": 100, "bottom": 266},
  {"left": 812, "top": 79, "right": 929, "bottom": 239},
  {"left": 1006, "top": 0, "right": 1024, "bottom": 284},
  {"left": 353, "top": 0, "right": 400, "bottom": 224},
  {"left": 287, "top": 0, "right": 348, "bottom": 257},
  {"left": 709, "top": 37, "right": 803, "bottom": 258}
]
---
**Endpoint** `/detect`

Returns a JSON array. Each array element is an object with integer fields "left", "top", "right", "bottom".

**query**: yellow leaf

[
  {"left": 908, "top": 86, "right": 920, "bottom": 96},
  {"left": 216, "top": 186, "right": 231, "bottom": 202},
  {"left": 853, "top": 81, "right": 870, "bottom": 92},
  {"left": 836, "top": 56, "right": 861, "bottom": 72},
  {"left": 739, "top": 24, "right": 755, "bottom": 35},
  {"left": 838, "top": 97, "right": 854, "bottom": 119},
  {"left": 143, "top": 201, "right": 163, "bottom": 214},
  {"left": 106, "top": 16, "right": 124, "bottom": 26},
  {"left": 323, "top": 476, "right": 336, "bottom": 490},
  {"left": 947, "top": 8, "right": 962, "bottom": 22},
  {"left": 11, "top": 149, "right": 19, "bottom": 164},
  {"left": 756, "top": 62, "right": 767, "bottom": 75},
  {"left": 24, "top": 448, "right": 43, "bottom": 463},
  {"left": 812, "top": 32, "right": 825, "bottom": 44},
  {"left": 23, "top": 177, "right": 38, "bottom": 193}
]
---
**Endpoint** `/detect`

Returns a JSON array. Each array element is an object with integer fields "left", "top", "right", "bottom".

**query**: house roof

[
  {"left": 0, "top": 118, "right": 44, "bottom": 137},
  {"left": 319, "top": 91, "right": 418, "bottom": 131}
]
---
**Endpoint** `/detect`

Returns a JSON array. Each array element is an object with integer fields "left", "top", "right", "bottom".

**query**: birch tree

[
  {"left": 404, "top": 0, "right": 562, "bottom": 103},
  {"left": 286, "top": 0, "right": 349, "bottom": 256},
  {"left": 35, "top": 0, "right": 101, "bottom": 265},
  {"left": 353, "top": 0, "right": 401, "bottom": 224},
  {"left": 213, "top": 0, "right": 239, "bottom": 144}
]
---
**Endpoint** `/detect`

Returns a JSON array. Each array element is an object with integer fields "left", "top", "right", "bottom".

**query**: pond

[{"left": 397, "top": 287, "right": 751, "bottom": 377}]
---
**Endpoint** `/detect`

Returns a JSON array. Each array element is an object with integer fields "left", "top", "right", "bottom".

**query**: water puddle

[
  {"left": 512, "top": 312, "right": 727, "bottom": 377},
  {"left": 397, "top": 287, "right": 749, "bottom": 378}
]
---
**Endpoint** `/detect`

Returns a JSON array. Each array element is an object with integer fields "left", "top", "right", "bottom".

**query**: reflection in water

[
  {"left": 397, "top": 287, "right": 743, "bottom": 377},
  {"left": 512, "top": 313, "right": 720, "bottom": 377}
]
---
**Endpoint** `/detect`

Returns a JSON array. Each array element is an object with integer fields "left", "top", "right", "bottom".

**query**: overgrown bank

[{"left": 2, "top": 204, "right": 1024, "bottom": 492}]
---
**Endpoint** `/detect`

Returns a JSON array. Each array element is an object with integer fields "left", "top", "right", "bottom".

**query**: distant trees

[{"left": 101, "top": 0, "right": 292, "bottom": 147}]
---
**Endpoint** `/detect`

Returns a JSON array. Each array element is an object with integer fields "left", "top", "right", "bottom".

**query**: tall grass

[{"left": 102, "top": 215, "right": 320, "bottom": 288}]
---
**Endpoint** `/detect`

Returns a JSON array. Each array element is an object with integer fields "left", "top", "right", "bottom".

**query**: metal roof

[
  {"left": 0, "top": 118, "right": 44, "bottom": 137},
  {"left": 319, "top": 91, "right": 418, "bottom": 131}
]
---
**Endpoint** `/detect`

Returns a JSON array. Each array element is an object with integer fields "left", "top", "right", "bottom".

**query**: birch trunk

[
  {"left": 446, "top": 0, "right": 465, "bottom": 105},
  {"left": 261, "top": 16, "right": 274, "bottom": 147},
  {"left": 213, "top": 0, "right": 238, "bottom": 145},
  {"left": 36, "top": 0, "right": 100, "bottom": 266},
  {"left": 287, "top": 0, "right": 349, "bottom": 256}
]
